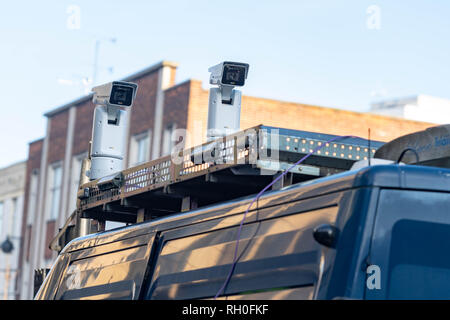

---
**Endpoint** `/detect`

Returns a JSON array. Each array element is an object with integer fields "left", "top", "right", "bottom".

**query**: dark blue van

[{"left": 35, "top": 164, "right": 450, "bottom": 300}]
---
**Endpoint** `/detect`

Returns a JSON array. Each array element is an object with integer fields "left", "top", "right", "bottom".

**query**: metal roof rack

[{"left": 75, "top": 125, "right": 383, "bottom": 224}]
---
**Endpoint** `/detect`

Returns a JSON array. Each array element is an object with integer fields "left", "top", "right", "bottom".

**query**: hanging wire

[{"left": 214, "top": 134, "right": 361, "bottom": 299}]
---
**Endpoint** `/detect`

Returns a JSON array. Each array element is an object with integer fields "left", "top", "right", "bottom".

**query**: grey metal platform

[{"left": 76, "top": 125, "right": 383, "bottom": 223}]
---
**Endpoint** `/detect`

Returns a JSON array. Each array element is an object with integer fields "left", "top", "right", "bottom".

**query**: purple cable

[{"left": 214, "top": 134, "right": 359, "bottom": 299}]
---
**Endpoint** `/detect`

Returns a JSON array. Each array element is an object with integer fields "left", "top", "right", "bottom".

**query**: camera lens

[
  {"left": 110, "top": 85, "right": 133, "bottom": 106},
  {"left": 226, "top": 70, "right": 240, "bottom": 82},
  {"left": 222, "top": 65, "right": 245, "bottom": 86},
  {"left": 114, "top": 89, "right": 127, "bottom": 102}
]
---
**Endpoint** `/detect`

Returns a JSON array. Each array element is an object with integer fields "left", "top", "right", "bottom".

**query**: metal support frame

[{"left": 50, "top": 125, "right": 384, "bottom": 252}]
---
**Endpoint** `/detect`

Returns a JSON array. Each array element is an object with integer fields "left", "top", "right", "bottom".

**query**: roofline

[
  {"left": 0, "top": 159, "right": 27, "bottom": 172},
  {"left": 28, "top": 137, "right": 44, "bottom": 145},
  {"left": 44, "top": 60, "right": 179, "bottom": 117},
  {"left": 163, "top": 78, "right": 203, "bottom": 93},
  {"left": 242, "top": 94, "right": 435, "bottom": 126},
  {"left": 43, "top": 59, "right": 435, "bottom": 128},
  {"left": 190, "top": 85, "right": 434, "bottom": 126},
  {"left": 370, "top": 95, "right": 419, "bottom": 106}
]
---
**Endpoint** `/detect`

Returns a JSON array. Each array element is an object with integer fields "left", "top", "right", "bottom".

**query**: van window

[
  {"left": 388, "top": 220, "right": 450, "bottom": 299},
  {"left": 145, "top": 207, "right": 338, "bottom": 299},
  {"left": 55, "top": 233, "right": 155, "bottom": 300},
  {"left": 367, "top": 189, "right": 450, "bottom": 300}
]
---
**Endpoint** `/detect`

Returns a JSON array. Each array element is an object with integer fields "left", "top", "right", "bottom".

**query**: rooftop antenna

[
  {"left": 92, "top": 38, "right": 117, "bottom": 86},
  {"left": 206, "top": 61, "right": 249, "bottom": 141}
]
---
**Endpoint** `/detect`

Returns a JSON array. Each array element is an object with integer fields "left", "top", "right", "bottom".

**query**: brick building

[{"left": 16, "top": 60, "right": 435, "bottom": 299}]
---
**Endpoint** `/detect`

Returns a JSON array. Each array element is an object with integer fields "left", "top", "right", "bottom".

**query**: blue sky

[{"left": 0, "top": 0, "right": 449, "bottom": 167}]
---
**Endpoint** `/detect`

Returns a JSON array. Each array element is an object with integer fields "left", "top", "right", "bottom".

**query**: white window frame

[
  {"left": 27, "top": 170, "right": 39, "bottom": 225},
  {"left": 46, "top": 162, "right": 63, "bottom": 221},
  {"left": 68, "top": 153, "right": 88, "bottom": 215},
  {"left": 9, "top": 197, "right": 17, "bottom": 234},
  {"left": 162, "top": 123, "right": 177, "bottom": 156},
  {"left": 129, "top": 131, "right": 151, "bottom": 167}
]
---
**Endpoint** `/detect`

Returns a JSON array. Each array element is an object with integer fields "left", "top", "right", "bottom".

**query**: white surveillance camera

[
  {"left": 92, "top": 81, "right": 138, "bottom": 108},
  {"left": 208, "top": 61, "right": 249, "bottom": 87},
  {"left": 207, "top": 61, "right": 249, "bottom": 141},
  {"left": 89, "top": 81, "right": 138, "bottom": 180}
]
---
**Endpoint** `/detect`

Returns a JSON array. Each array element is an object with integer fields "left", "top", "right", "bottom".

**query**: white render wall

[
  {"left": 371, "top": 95, "right": 450, "bottom": 124},
  {"left": 0, "top": 161, "right": 26, "bottom": 300}
]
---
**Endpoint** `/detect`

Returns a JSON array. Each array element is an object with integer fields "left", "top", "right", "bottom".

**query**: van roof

[{"left": 62, "top": 164, "right": 450, "bottom": 253}]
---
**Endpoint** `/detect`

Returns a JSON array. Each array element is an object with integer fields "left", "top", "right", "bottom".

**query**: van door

[
  {"left": 366, "top": 189, "right": 450, "bottom": 299},
  {"left": 54, "top": 232, "right": 156, "bottom": 300},
  {"left": 145, "top": 206, "right": 339, "bottom": 300}
]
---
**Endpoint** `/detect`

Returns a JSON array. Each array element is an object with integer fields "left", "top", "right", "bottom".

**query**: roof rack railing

[
  {"left": 50, "top": 124, "right": 383, "bottom": 252},
  {"left": 51, "top": 123, "right": 450, "bottom": 253},
  {"left": 75, "top": 125, "right": 383, "bottom": 224}
]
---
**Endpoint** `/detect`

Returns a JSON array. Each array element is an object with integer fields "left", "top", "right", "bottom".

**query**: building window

[
  {"left": 68, "top": 153, "right": 87, "bottom": 215},
  {"left": 130, "top": 132, "right": 150, "bottom": 167},
  {"left": 44, "top": 220, "right": 56, "bottom": 260},
  {"left": 162, "top": 124, "right": 176, "bottom": 156},
  {"left": 137, "top": 135, "right": 149, "bottom": 163},
  {"left": 10, "top": 197, "right": 17, "bottom": 234},
  {"left": 48, "top": 164, "right": 62, "bottom": 221},
  {"left": 27, "top": 170, "right": 39, "bottom": 225}
]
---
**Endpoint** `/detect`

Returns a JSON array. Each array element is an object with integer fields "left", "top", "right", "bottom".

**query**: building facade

[
  {"left": 16, "top": 60, "right": 436, "bottom": 299},
  {"left": 0, "top": 161, "right": 26, "bottom": 300}
]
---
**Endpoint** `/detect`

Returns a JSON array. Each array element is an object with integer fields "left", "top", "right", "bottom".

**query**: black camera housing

[
  {"left": 221, "top": 62, "right": 249, "bottom": 86},
  {"left": 109, "top": 83, "right": 136, "bottom": 106}
]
